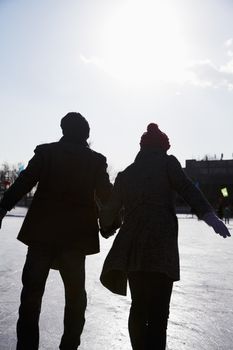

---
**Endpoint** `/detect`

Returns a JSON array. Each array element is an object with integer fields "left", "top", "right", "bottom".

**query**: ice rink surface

[{"left": 0, "top": 209, "right": 233, "bottom": 349}]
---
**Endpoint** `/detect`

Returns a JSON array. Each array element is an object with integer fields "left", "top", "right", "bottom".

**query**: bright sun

[{"left": 98, "top": 0, "right": 188, "bottom": 86}]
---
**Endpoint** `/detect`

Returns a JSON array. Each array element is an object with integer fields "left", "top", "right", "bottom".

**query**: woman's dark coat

[
  {"left": 100, "top": 150, "right": 213, "bottom": 295},
  {"left": 0, "top": 139, "right": 112, "bottom": 254}
]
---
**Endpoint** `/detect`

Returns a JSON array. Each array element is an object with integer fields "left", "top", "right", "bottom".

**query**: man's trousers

[{"left": 16, "top": 245, "right": 87, "bottom": 350}]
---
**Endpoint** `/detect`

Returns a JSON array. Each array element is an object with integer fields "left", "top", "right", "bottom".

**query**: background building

[{"left": 181, "top": 157, "right": 233, "bottom": 217}]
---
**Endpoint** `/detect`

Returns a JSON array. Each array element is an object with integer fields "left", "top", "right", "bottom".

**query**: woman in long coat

[{"left": 100, "top": 123, "right": 230, "bottom": 350}]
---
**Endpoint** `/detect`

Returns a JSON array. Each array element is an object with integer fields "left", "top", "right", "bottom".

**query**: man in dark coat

[{"left": 0, "top": 112, "right": 113, "bottom": 350}]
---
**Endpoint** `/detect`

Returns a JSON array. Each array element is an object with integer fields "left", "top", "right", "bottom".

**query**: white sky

[{"left": 1, "top": 0, "right": 233, "bottom": 174}]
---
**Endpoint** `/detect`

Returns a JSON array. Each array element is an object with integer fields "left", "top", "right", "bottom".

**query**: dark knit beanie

[
  {"left": 140, "top": 123, "right": 170, "bottom": 151},
  {"left": 60, "top": 112, "right": 90, "bottom": 140}
]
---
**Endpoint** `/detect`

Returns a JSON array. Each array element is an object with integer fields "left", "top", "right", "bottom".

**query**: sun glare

[{"left": 98, "top": 0, "right": 188, "bottom": 86}]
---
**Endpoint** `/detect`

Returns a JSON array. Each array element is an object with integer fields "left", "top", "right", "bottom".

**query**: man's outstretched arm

[
  {"left": 0, "top": 208, "right": 7, "bottom": 229},
  {"left": 0, "top": 146, "right": 43, "bottom": 223}
]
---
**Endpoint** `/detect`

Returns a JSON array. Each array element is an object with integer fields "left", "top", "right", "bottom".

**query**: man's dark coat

[{"left": 0, "top": 139, "right": 112, "bottom": 254}]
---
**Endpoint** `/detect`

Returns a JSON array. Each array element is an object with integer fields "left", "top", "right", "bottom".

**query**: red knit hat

[{"left": 140, "top": 123, "right": 170, "bottom": 151}]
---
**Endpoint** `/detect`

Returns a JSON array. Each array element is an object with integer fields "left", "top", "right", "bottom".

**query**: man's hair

[{"left": 60, "top": 112, "right": 90, "bottom": 140}]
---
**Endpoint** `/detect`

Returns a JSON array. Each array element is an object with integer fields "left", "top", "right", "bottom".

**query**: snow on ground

[{"left": 0, "top": 210, "right": 233, "bottom": 349}]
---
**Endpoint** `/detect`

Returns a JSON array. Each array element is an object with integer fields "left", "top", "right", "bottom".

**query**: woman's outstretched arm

[{"left": 167, "top": 155, "right": 231, "bottom": 238}]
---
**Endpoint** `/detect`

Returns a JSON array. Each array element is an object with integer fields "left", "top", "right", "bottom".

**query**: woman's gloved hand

[{"left": 203, "top": 212, "right": 231, "bottom": 238}]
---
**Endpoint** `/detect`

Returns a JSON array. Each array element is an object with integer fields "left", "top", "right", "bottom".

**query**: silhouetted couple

[{"left": 0, "top": 112, "right": 230, "bottom": 350}]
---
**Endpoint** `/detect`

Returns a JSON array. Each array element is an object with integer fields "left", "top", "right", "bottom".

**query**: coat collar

[
  {"left": 59, "top": 136, "right": 89, "bottom": 147},
  {"left": 134, "top": 149, "right": 166, "bottom": 163}
]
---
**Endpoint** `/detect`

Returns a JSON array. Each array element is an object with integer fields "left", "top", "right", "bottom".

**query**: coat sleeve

[
  {"left": 167, "top": 155, "right": 213, "bottom": 218},
  {"left": 99, "top": 172, "right": 123, "bottom": 228},
  {"left": 0, "top": 146, "right": 44, "bottom": 211},
  {"left": 94, "top": 156, "right": 113, "bottom": 205}
]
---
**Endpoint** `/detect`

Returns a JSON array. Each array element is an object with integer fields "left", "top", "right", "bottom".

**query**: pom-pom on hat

[
  {"left": 60, "top": 112, "right": 90, "bottom": 140},
  {"left": 140, "top": 123, "right": 170, "bottom": 151}
]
